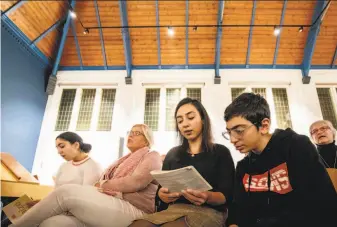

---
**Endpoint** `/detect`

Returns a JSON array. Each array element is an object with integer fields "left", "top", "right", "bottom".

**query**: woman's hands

[
  {"left": 158, "top": 187, "right": 181, "bottom": 203},
  {"left": 181, "top": 189, "right": 209, "bottom": 206},
  {"left": 97, "top": 188, "right": 123, "bottom": 199}
]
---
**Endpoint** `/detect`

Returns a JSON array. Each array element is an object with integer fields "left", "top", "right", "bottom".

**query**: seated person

[
  {"left": 27, "top": 132, "right": 102, "bottom": 208},
  {"left": 224, "top": 93, "right": 336, "bottom": 227},
  {"left": 309, "top": 120, "right": 337, "bottom": 169},
  {"left": 130, "top": 98, "right": 235, "bottom": 227},
  {"left": 10, "top": 124, "right": 162, "bottom": 227}
]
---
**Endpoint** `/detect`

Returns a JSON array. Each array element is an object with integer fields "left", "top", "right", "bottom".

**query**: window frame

[
  {"left": 143, "top": 85, "right": 203, "bottom": 132},
  {"left": 316, "top": 85, "right": 337, "bottom": 126},
  {"left": 54, "top": 86, "right": 117, "bottom": 132},
  {"left": 229, "top": 85, "right": 292, "bottom": 130}
]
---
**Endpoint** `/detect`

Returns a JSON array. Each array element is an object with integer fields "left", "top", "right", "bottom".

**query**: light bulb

[
  {"left": 167, "top": 27, "right": 174, "bottom": 36},
  {"left": 273, "top": 26, "right": 281, "bottom": 36},
  {"left": 70, "top": 10, "right": 77, "bottom": 19}
]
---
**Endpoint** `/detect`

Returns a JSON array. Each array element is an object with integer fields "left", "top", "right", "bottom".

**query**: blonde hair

[
  {"left": 309, "top": 120, "right": 336, "bottom": 138},
  {"left": 132, "top": 124, "right": 154, "bottom": 148}
]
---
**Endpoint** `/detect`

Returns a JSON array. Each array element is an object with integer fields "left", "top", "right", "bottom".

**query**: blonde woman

[{"left": 10, "top": 124, "right": 162, "bottom": 227}]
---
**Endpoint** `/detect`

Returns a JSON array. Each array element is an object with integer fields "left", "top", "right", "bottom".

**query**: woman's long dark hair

[{"left": 174, "top": 98, "right": 214, "bottom": 152}]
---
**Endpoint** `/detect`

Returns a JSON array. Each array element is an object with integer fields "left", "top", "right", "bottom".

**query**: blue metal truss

[
  {"left": 1, "top": 14, "right": 51, "bottom": 67},
  {"left": 52, "top": 0, "right": 76, "bottom": 76},
  {"left": 155, "top": 0, "right": 162, "bottom": 69},
  {"left": 118, "top": 0, "right": 132, "bottom": 78},
  {"left": 31, "top": 16, "right": 66, "bottom": 47},
  {"left": 185, "top": 0, "right": 189, "bottom": 69},
  {"left": 57, "top": 64, "right": 337, "bottom": 71},
  {"left": 273, "top": 0, "right": 287, "bottom": 68},
  {"left": 214, "top": 0, "right": 225, "bottom": 78},
  {"left": 245, "top": 0, "right": 257, "bottom": 68},
  {"left": 94, "top": 0, "right": 108, "bottom": 69},
  {"left": 331, "top": 45, "right": 337, "bottom": 68},
  {"left": 1, "top": 0, "right": 25, "bottom": 16},
  {"left": 301, "top": 0, "right": 329, "bottom": 83},
  {"left": 71, "top": 18, "right": 83, "bottom": 69}
]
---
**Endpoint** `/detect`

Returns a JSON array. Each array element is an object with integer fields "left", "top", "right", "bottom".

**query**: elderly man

[{"left": 310, "top": 120, "right": 337, "bottom": 169}]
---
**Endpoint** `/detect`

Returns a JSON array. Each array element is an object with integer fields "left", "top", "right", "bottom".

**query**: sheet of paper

[{"left": 151, "top": 166, "right": 212, "bottom": 193}]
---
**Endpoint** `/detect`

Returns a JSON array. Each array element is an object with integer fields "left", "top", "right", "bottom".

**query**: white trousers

[{"left": 11, "top": 184, "right": 144, "bottom": 227}]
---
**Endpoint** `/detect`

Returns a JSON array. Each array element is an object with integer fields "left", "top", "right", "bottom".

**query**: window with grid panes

[
  {"left": 97, "top": 89, "right": 116, "bottom": 131},
  {"left": 252, "top": 88, "right": 267, "bottom": 99},
  {"left": 272, "top": 88, "right": 292, "bottom": 129},
  {"left": 144, "top": 89, "right": 160, "bottom": 131},
  {"left": 187, "top": 88, "right": 201, "bottom": 102},
  {"left": 55, "top": 89, "right": 76, "bottom": 131},
  {"left": 317, "top": 88, "right": 337, "bottom": 128},
  {"left": 76, "top": 89, "right": 96, "bottom": 131},
  {"left": 166, "top": 88, "right": 181, "bottom": 131},
  {"left": 231, "top": 88, "right": 246, "bottom": 101}
]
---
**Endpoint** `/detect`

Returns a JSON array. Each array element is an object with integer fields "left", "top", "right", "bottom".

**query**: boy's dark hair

[
  {"left": 224, "top": 93, "right": 270, "bottom": 127},
  {"left": 174, "top": 97, "right": 214, "bottom": 152},
  {"left": 56, "top": 132, "right": 92, "bottom": 153}
]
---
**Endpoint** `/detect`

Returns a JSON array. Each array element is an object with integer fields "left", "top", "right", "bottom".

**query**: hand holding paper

[
  {"left": 150, "top": 166, "right": 212, "bottom": 193},
  {"left": 181, "top": 189, "right": 209, "bottom": 206},
  {"left": 158, "top": 187, "right": 181, "bottom": 203}
]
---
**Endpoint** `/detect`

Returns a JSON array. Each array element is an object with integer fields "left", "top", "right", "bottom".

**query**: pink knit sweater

[{"left": 101, "top": 150, "right": 162, "bottom": 214}]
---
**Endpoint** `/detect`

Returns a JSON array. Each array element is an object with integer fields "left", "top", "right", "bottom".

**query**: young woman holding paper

[{"left": 130, "top": 98, "right": 235, "bottom": 227}]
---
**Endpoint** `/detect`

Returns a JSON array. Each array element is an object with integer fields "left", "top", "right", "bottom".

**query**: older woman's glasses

[
  {"left": 127, "top": 131, "right": 144, "bottom": 137},
  {"left": 310, "top": 126, "right": 330, "bottom": 136},
  {"left": 222, "top": 124, "right": 256, "bottom": 140}
]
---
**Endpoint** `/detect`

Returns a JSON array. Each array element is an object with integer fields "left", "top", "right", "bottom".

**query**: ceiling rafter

[{"left": 214, "top": 0, "right": 225, "bottom": 81}]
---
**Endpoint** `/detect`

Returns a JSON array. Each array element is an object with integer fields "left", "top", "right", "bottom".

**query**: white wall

[{"left": 32, "top": 69, "right": 337, "bottom": 185}]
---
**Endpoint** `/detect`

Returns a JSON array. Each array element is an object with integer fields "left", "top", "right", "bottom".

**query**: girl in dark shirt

[{"left": 130, "top": 98, "right": 235, "bottom": 227}]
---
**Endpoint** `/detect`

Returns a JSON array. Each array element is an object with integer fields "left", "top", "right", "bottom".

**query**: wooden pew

[{"left": 1, "top": 152, "right": 53, "bottom": 200}]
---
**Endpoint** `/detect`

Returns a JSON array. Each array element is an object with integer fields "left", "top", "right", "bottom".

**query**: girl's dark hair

[
  {"left": 174, "top": 98, "right": 214, "bottom": 152},
  {"left": 56, "top": 132, "right": 92, "bottom": 153}
]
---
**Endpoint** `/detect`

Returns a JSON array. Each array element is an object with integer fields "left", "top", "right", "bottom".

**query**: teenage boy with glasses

[{"left": 223, "top": 93, "right": 336, "bottom": 227}]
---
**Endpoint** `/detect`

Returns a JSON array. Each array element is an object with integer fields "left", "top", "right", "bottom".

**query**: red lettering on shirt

[{"left": 243, "top": 162, "right": 293, "bottom": 194}]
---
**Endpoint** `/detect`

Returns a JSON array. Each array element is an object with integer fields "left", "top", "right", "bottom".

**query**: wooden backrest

[{"left": 0, "top": 152, "right": 39, "bottom": 184}]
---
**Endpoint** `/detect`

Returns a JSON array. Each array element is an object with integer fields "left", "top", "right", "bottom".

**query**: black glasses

[
  {"left": 127, "top": 131, "right": 144, "bottom": 137},
  {"left": 222, "top": 124, "right": 256, "bottom": 140}
]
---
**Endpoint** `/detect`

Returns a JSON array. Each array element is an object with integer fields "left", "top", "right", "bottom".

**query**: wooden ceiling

[{"left": 1, "top": 0, "right": 337, "bottom": 70}]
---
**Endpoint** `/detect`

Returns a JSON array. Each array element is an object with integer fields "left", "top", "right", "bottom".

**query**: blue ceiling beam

[
  {"left": 59, "top": 64, "right": 337, "bottom": 71},
  {"left": 331, "top": 45, "right": 337, "bottom": 68},
  {"left": 1, "top": 0, "right": 25, "bottom": 16},
  {"left": 1, "top": 14, "right": 51, "bottom": 67},
  {"left": 214, "top": 0, "right": 225, "bottom": 78},
  {"left": 30, "top": 16, "right": 66, "bottom": 47},
  {"left": 118, "top": 0, "right": 132, "bottom": 78},
  {"left": 185, "top": 0, "right": 189, "bottom": 69},
  {"left": 301, "top": 0, "right": 329, "bottom": 84},
  {"left": 52, "top": 0, "right": 76, "bottom": 76},
  {"left": 273, "top": 0, "right": 287, "bottom": 68},
  {"left": 245, "top": 0, "right": 257, "bottom": 68},
  {"left": 94, "top": 0, "right": 108, "bottom": 70},
  {"left": 71, "top": 18, "right": 83, "bottom": 70},
  {"left": 155, "top": 0, "right": 162, "bottom": 69}
]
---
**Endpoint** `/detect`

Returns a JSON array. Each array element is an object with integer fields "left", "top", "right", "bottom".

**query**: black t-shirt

[{"left": 158, "top": 143, "right": 235, "bottom": 212}]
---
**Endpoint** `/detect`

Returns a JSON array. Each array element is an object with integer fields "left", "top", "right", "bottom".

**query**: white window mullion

[
  {"left": 90, "top": 88, "right": 102, "bottom": 131},
  {"left": 331, "top": 87, "right": 337, "bottom": 115},
  {"left": 266, "top": 88, "right": 278, "bottom": 131},
  {"left": 69, "top": 88, "right": 82, "bottom": 131},
  {"left": 158, "top": 87, "right": 166, "bottom": 132},
  {"left": 181, "top": 86, "right": 187, "bottom": 99}
]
